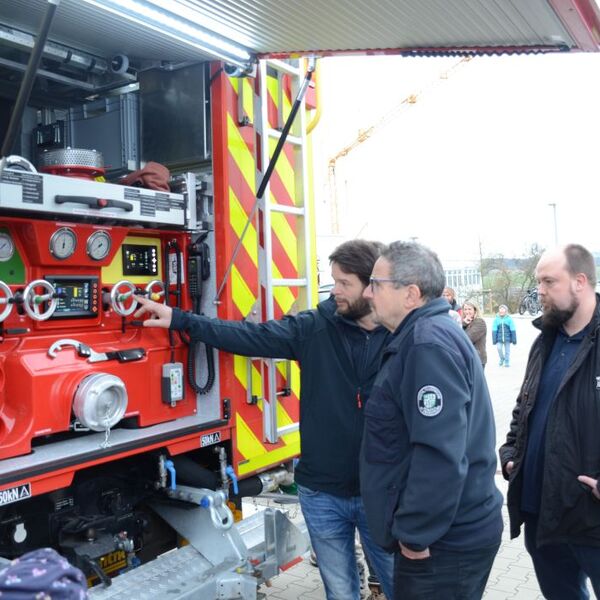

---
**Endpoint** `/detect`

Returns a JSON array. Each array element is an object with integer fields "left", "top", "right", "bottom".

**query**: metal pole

[
  {"left": 0, "top": 0, "right": 60, "bottom": 158},
  {"left": 548, "top": 203, "right": 558, "bottom": 245}
]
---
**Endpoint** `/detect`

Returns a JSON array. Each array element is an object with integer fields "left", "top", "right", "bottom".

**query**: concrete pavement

[{"left": 256, "top": 314, "right": 596, "bottom": 599}]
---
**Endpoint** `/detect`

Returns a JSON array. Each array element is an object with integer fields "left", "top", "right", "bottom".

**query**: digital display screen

[
  {"left": 45, "top": 276, "right": 98, "bottom": 319},
  {"left": 122, "top": 244, "right": 158, "bottom": 276}
]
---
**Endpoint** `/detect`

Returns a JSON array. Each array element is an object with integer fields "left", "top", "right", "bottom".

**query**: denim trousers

[
  {"left": 496, "top": 341, "right": 511, "bottom": 364},
  {"left": 298, "top": 484, "right": 394, "bottom": 600},
  {"left": 392, "top": 542, "right": 499, "bottom": 600},
  {"left": 524, "top": 514, "right": 600, "bottom": 599}
]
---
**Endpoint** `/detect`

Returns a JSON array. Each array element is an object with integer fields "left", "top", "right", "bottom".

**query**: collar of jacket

[{"left": 381, "top": 297, "right": 452, "bottom": 356}]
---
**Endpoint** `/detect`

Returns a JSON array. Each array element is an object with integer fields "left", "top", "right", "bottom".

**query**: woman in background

[{"left": 462, "top": 300, "right": 487, "bottom": 369}]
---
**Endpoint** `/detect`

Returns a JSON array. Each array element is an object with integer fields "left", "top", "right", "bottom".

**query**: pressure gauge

[
  {"left": 49, "top": 227, "right": 77, "bottom": 260},
  {"left": 0, "top": 232, "right": 14, "bottom": 262},
  {"left": 87, "top": 230, "right": 111, "bottom": 261}
]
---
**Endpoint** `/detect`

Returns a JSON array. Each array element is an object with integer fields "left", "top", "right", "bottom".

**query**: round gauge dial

[
  {"left": 49, "top": 227, "right": 77, "bottom": 260},
  {"left": 0, "top": 232, "right": 15, "bottom": 262},
  {"left": 87, "top": 230, "right": 111, "bottom": 261}
]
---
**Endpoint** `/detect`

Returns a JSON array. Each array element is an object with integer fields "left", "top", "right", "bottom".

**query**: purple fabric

[{"left": 0, "top": 548, "right": 87, "bottom": 599}]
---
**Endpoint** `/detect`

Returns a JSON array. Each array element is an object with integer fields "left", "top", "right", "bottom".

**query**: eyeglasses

[{"left": 369, "top": 277, "right": 402, "bottom": 292}]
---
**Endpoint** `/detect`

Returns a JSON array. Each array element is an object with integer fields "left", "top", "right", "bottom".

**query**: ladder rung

[
  {"left": 266, "top": 59, "right": 301, "bottom": 77},
  {"left": 272, "top": 278, "right": 307, "bottom": 287},
  {"left": 270, "top": 204, "right": 305, "bottom": 216},
  {"left": 268, "top": 129, "right": 302, "bottom": 146},
  {"left": 278, "top": 423, "right": 299, "bottom": 437}
]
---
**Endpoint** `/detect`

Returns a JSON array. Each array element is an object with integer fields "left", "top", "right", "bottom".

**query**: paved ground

[{"left": 255, "top": 314, "right": 597, "bottom": 599}]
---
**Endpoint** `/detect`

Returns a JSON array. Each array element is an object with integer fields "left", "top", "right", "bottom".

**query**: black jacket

[
  {"left": 170, "top": 297, "right": 389, "bottom": 497},
  {"left": 361, "top": 299, "right": 503, "bottom": 552},
  {"left": 499, "top": 297, "right": 600, "bottom": 546}
]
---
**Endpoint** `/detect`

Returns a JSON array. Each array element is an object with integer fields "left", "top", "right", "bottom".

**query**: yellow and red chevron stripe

[{"left": 212, "top": 67, "right": 303, "bottom": 477}]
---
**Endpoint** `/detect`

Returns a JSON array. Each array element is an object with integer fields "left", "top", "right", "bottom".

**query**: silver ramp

[
  {"left": 88, "top": 504, "right": 308, "bottom": 600},
  {"left": 88, "top": 545, "right": 257, "bottom": 600}
]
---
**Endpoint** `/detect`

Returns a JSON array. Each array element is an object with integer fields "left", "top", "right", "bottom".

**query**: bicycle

[{"left": 518, "top": 289, "right": 542, "bottom": 316}]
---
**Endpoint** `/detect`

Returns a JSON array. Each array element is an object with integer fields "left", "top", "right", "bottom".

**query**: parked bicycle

[{"left": 518, "top": 288, "right": 542, "bottom": 316}]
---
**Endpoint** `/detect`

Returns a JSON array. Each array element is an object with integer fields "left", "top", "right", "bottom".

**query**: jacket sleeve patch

[{"left": 417, "top": 385, "right": 443, "bottom": 417}]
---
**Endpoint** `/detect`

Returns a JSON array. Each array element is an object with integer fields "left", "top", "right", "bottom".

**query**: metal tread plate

[{"left": 88, "top": 545, "right": 212, "bottom": 600}]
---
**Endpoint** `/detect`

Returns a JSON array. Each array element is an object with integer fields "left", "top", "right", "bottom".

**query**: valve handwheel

[
  {"left": 0, "top": 281, "right": 14, "bottom": 322},
  {"left": 22, "top": 279, "right": 58, "bottom": 321},
  {"left": 145, "top": 279, "right": 165, "bottom": 303},
  {"left": 110, "top": 280, "right": 138, "bottom": 316}
]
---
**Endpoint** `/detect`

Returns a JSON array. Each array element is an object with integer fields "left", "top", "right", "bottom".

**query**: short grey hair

[{"left": 381, "top": 241, "right": 446, "bottom": 301}]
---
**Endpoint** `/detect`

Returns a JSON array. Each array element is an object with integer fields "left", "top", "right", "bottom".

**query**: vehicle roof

[{"left": 2, "top": 0, "right": 600, "bottom": 69}]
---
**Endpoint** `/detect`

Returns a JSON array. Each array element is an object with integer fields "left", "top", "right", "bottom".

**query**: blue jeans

[
  {"left": 298, "top": 484, "right": 394, "bottom": 600},
  {"left": 393, "top": 543, "right": 499, "bottom": 600},
  {"left": 496, "top": 341, "right": 511, "bottom": 365},
  {"left": 524, "top": 514, "right": 600, "bottom": 599}
]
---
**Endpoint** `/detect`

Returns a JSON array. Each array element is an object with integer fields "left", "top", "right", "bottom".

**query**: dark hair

[
  {"left": 382, "top": 241, "right": 446, "bottom": 301},
  {"left": 564, "top": 244, "right": 597, "bottom": 287},
  {"left": 329, "top": 240, "right": 385, "bottom": 287}
]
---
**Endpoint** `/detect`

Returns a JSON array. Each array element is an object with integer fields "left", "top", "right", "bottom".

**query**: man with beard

[
  {"left": 134, "top": 240, "right": 393, "bottom": 600},
  {"left": 500, "top": 244, "right": 600, "bottom": 599}
]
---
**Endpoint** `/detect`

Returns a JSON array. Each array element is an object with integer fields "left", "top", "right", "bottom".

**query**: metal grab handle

[{"left": 55, "top": 195, "right": 133, "bottom": 212}]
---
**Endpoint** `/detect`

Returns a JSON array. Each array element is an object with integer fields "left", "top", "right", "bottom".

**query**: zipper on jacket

[{"left": 357, "top": 387, "right": 362, "bottom": 409}]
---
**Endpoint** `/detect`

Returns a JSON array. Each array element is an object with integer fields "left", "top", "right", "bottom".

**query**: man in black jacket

[
  {"left": 135, "top": 240, "right": 393, "bottom": 600},
  {"left": 360, "top": 241, "right": 503, "bottom": 600},
  {"left": 499, "top": 244, "right": 600, "bottom": 599}
]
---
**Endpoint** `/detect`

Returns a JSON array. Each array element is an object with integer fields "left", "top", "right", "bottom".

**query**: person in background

[
  {"left": 462, "top": 300, "right": 487, "bottom": 369},
  {"left": 442, "top": 287, "right": 461, "bottom": 314},
  {"left": 134, "top": 240, "right": 393, "bottom": 600},
  {"left": 492, "top": 304, "right": 517, "bottom": 367},
  {"left": 361, "top": 241, "right": 503, "bottom": 600},
  {"left": 500, "top": 244, "right": 600, "bottom": 599}
]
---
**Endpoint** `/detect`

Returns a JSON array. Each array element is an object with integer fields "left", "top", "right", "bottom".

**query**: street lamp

[{"left": 548, "top": 203, "right": 558, "bottom": 245}]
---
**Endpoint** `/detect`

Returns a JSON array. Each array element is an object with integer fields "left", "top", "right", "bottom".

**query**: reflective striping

[
  {"left": 225, "top": 64, "right": 304, "bottom": 473},
  {"left": 229, "top": 187, "right": 258, "bottom": 267},
  {"left": 230, "top": 77, "right": 255, "bottom": 124},
  {"left": 272, "top": 212, "right": 298, "bottom": 266},
  {"left": 227, "top": 112, "right": 256, "bottom": 193},
  {"left": 277, "top": 360, "right": 300, "bottom": 399},
  {"left": 271, "top": 264, "right": 296, "bottom": 315},
  {"left": 232, "top": 265, "right": 256, "bottom": 319},
  {"left": 236, "top": 412, "right": 300, "bottom": 476},
  {"left": 243, "top": 78, "right": 254, "bottom": 124}
]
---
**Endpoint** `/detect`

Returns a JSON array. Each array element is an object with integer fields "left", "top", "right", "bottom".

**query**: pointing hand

[{"left": 134, "top": 295, "right": 173, "bottom": 328}]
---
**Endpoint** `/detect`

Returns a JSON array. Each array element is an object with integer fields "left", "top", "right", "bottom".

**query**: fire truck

[{"left": 0, "top": 1, "right": 598, "bottom": 598}]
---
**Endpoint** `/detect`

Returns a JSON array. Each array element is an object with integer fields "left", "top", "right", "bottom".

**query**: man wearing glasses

[
  {"left": 135, "top": 239, "right": 393, "bottom": 600},
  {"left": 360, "top": 241, "right": 503, "bottom": 600}
]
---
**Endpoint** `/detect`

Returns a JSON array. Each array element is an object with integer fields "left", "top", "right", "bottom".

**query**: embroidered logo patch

[
  {"left": 596, "top": 376, "right": 600, "bottom": 390},
  {"left": 417, "top": 385, "right": 443, "bottom": 417}
]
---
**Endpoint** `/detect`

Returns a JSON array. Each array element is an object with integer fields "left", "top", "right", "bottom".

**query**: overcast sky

[{"left": 311, "top": 52, "right": 600, "bottom": 269}]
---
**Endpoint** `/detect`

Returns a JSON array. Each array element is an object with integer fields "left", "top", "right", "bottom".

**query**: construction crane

[{"left": 327, "top": 56, "right": 472, "bottom": 234}]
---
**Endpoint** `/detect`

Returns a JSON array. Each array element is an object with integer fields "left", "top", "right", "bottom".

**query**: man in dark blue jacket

[
  {"left": 360, "top": 241, "right": 503, "bottom": 600},
  {"left": 135, "top": 240, "right": 393, "bottom": 600},
  {"left": 500, "top": 244, "right": 600, "bottom": 599}
]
